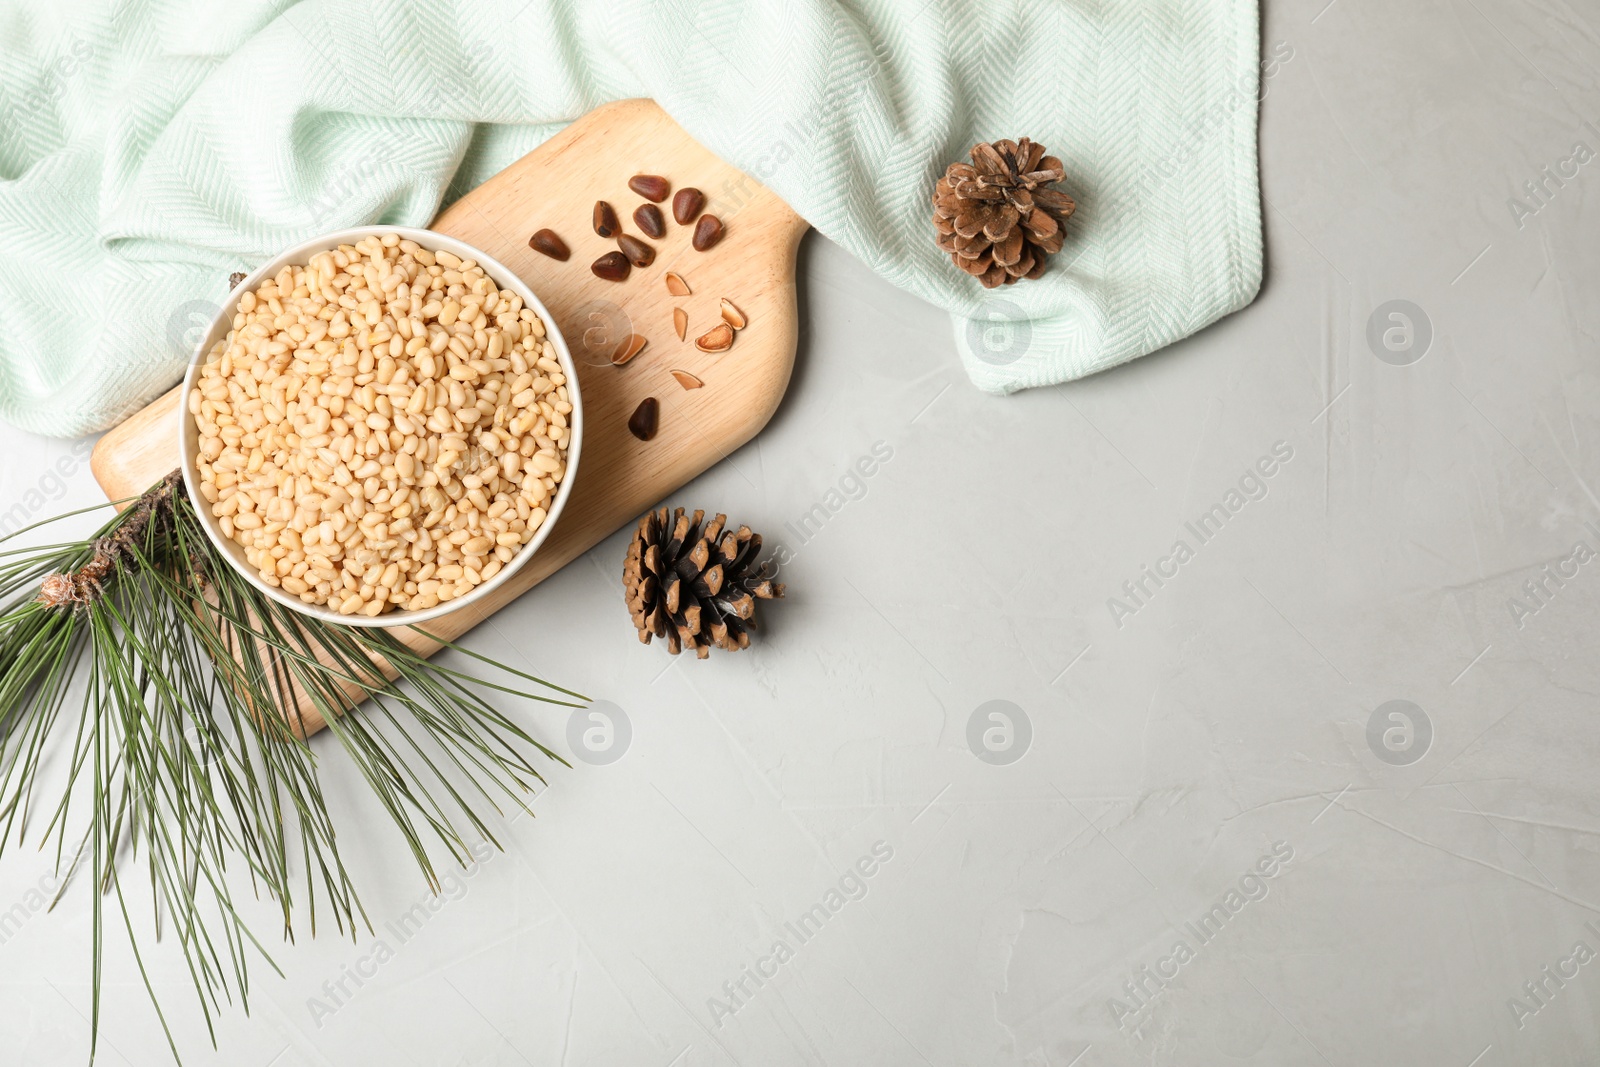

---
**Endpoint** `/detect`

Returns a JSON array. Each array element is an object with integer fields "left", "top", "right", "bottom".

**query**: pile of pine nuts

[{"left": 189, "top": 233, "right": 572, "bottom": 616}]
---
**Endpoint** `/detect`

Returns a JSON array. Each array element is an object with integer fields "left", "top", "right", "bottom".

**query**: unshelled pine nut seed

[
  {"left": 628, "top": 175, "right": 670, "bottom": 202},
  {"left": 591, "top": 251, "right": 631, "bottom": 281},
  {"left": 529, "top": 229, "right": 570, "bottom": 260},
  {"left": 633, "top": 203, "right": 666, "bottom": 239},
  {"left": 593, "top": 201, "right": 621, "bottom": 238},
  {"left": 617, "top": 234, "right": 655, "bottom": 268},
  {"left": 692, "top": 215, "right": 724, "bottom": 251},
  {"left": 673, "top": 188, "right": 705, "bottom": 225},
  {"left": 628, "top": 397, "right": 659, "bottom": 441}
]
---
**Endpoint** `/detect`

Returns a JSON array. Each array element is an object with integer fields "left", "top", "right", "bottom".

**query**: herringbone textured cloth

[{"left": 0, "top": 0, "right": 1262, "bottom": 436}]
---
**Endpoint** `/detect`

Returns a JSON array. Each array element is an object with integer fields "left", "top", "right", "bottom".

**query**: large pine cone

[
  {"left": 932, "top": 138, "right": 1076, "bottom": 289},
  {"left": 624, "top": 507, "right": 784, "bottom": 657}
]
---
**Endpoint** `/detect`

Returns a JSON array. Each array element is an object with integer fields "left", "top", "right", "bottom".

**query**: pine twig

[{"left": 0, "top": 471, "right": 581, "bottom": 1064}]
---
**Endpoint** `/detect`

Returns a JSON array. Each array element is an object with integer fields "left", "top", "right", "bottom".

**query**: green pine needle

[{"left": 0, "top": 472, "right": 582, "bottom": 1063}]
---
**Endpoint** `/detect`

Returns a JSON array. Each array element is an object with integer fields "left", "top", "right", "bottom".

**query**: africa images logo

[
  {"left": 706, "top": 841, "right": 894, "bottom": 1028},
  {"left": 1366, "top": 300, "right": 1432, "bottom": 366},
  {"left": 965, "top": 299, "right": 1033, "bottom": 367},
  {"left": 1365, "top": 700, "right": 1431, "bottom": 767},
  {"left": 1107, "top": 841, "right": 1295, "bottom": 1038},
  {"left": 567, "top": 701, "right": 632, "bottom": 765},
  {"left": 966, "top": 700, "right": 1032, "bottom": 765},
  {"left": 1106, "top": 442, "right": 1295, "bottom": 628}
]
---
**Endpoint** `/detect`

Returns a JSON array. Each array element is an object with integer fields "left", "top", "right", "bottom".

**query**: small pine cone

[
  {"left": 932, "top": 137, "right": 1076, "bottom": 288},
  {"left": 36, "top": 573, "right": 82, "bottom": 608},
  {"left": 623, "top": 507, "right": 785, "bottom": 658}
]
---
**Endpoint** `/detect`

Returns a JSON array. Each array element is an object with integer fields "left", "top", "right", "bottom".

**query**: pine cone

[
  {"left": 932, "top": 138, "right": 1076, "bottom": 289},
  {"left": 624, "top": 507, "right": 785, "bottom": 658}
]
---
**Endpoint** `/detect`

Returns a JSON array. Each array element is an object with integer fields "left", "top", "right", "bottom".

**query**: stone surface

[{"left": 4, "top": 1, "right": 1600, "bottom": 1061}]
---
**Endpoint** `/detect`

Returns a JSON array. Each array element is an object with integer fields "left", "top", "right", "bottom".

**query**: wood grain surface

[{"left": 90, "top": 97, "right": 807, "bottom": 734}]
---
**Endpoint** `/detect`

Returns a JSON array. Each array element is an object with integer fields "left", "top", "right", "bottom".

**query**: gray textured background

[{"left": 4, "top": 0, "right": 1600, "bottom": 1063}]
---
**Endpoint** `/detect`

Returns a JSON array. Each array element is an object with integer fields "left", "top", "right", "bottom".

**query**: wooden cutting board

[{"left": 90, "top": 97, "right": 807, "bottom": 735}]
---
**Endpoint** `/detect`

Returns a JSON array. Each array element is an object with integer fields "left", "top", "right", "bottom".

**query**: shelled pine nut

[{"left": 191, "top": 235, "right": 571, "bottom": 615}]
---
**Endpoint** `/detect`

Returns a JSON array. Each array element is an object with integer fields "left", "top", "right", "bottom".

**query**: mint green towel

[{"left": 0, "top": 0, "right": 1263, "bottom": 437}]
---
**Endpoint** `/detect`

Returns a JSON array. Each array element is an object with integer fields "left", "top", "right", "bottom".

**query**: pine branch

[{"left": 0, "top": 472, "right": 581, "bottom": 1063}]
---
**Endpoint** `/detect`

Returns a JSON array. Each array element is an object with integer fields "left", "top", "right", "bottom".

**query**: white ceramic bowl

[{"left": 178, "top": 226, "right": 582, "bottom": 627}]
